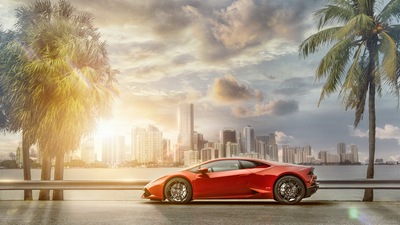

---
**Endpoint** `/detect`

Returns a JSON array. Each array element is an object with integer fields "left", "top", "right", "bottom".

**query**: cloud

[
  {"left": 350, "top": 124, "right": 400, "bottom": 144},
  {"left": 275, "top": 131, "right": 298, "bottom": 146},
  {"left": 390, "top": 155, "right": 400, "bottom": 162},
  {"left": 209, "top": 0, "right": 313, "bottom": 48},
  {"left": 211, "top": 74, "right": 264, "bottom": 104},
  {"left": 210, "top": 75, "right": 299, "bottom": 118},
  {"left": 0, "top": 132, "right": 21, "bottom": 158},
  {"left": 72, "top": 0, "right": 194, "bottom": 37},
  {"left": 184, "top": 0, "right": 320, "bottom": 62},
  {"left": 274, "top": 77, "right": 316, "bottom": 96},
  {"left": 232, "top": 99, "right": 299, "bottom": 117}
]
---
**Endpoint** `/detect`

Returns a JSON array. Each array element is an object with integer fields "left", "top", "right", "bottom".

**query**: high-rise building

[
  {"left": 193, "top": 131, "right": 205, "bottom": 152},
  {"left": 318, "top": 151, "right": 328, "bottom": 163},
  {"left": 337, "top": 143, "right": 346, "bottom": 162},
  {"left": 302, "top": 145, "right": 312, "bottom": 163},
  {"left": 351, "top": 144, "right": 359, "bottom": 163},
  {"left": 256, "top": 133, "right": 277, "bottom": 161},
  {"left": 102, "top": 135, "right": 125, "bottom": 166},
  {"left": 183, "top": 150, "right": 199, "bottom": 166},
  {"left": 242, "top": 125, "right": 255, "bottom": 153},
  {"left": 226, "top": 142, "right": 240, "bottom": 157},
  {"left": 177, "top": 103, "right": 194, "bottom": 163},
  {"left": 327, "top": 154, "right": 340, "bottom": 163},
  {"left": 282, "top": 145, "right": 313, "bottom": 164},
  {"left": 214, "top": 142, "right": 224, "bottom": 158},
  {"left": 132, "top": 125, "right": 163, "bottom": 164},
  {"left": 162, "top": 139, "right": 172, "bottom": 164},
  {"left": 220, "top": 129, "right": 237, "bottom": 157},
  {"left": 81, "top": 138, "right": 96, "bottom": 163},
  {"left": 256, "top": 136, "right": 268, "bottom": 157},
  {"left": 16, "top": 143, "right": 23, "bottom": 168},
  {"left": 268, "top": 133, "right": 276, "bottom": 146},
  {"left": 269, "top": 145, "right": 279, "bottom": 162},
  {"left": 254, "top": 139, "right": 264, "bottom": 159},
  {"left": 282, "top": 145, "right": 294, "bottom": 163},
  {"left": 200, "top": 148, "right": 218, "bottom": 162}
]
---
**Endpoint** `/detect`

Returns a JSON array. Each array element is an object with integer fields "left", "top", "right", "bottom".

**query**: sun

[{"left": 95, "top": 120, "right": 117, "bottom": 138}]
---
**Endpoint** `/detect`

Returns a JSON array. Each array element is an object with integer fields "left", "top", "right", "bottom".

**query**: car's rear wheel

[
  {"left": 164, "top": 177, "right": 192, "bottom": 204},
  {"left": 274, "top": 175, "right": 305, "bottom": 204}
]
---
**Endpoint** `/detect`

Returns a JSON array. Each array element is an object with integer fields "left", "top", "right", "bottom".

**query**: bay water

[{"left": 1, "top": 165, "right": 399, "bottom": 201}]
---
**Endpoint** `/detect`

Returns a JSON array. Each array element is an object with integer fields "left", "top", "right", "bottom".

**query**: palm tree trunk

[
  {"left": 22, "top": 133, "right": 32, "bottom": 200},
  {"left": 363, "top": 78, "right": 376, "bottom": 201},
  {"left": 53, "top": 153, "right": 65, "bottom": 200},
  {"left": 39, "top": 156, "right": 52, "bottom": 200}
]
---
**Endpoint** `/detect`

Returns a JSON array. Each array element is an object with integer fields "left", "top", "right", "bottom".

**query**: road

[{"left": 1, "top": 199, "right": 400, "bottom": 225}]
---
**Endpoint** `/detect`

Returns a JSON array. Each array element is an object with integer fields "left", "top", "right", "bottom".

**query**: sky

[{"left": 0, "top": 0, "right": 399, "bottom": 162}]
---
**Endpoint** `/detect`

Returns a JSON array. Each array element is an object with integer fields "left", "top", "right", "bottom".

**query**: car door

[{"left": 192, "top": 160, "right": 253, "bottom": 198}]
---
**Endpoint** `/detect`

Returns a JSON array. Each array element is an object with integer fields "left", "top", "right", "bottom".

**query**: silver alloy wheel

[
  {"left": 164, "top": 178, "right": 192, "bottom": 203},
  {"left": 274, "top": 176, "right": 305, "bottom": 204}
]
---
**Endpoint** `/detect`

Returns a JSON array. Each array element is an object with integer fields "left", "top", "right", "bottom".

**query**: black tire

[
  {"left": 164, "top": 177, "right": 192, "bottom": 204},
  {"left": 274, "top": 175, "right": 305, "bottom": 204}
]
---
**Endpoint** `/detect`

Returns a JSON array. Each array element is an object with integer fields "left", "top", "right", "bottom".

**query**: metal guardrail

[
  {"left": 0, "top": 179, "right": 400, "bottom": 190},
  {"left": 0, "top": 180, "right": 150, "bottom": 190},
  {"left": 318, "top": 180, "right": 400, "bottom": 189}
]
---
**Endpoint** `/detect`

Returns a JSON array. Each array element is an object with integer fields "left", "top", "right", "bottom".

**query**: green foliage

[
  {"left": 89, "top": 161, "right": 109, "bottom": 168},
  {"left": 299, "top": 0, "right": 400, "bottom": 128},
  {"left": 65, "top": 159, "right": 87, "bottom": 168},
  {"left": 0, "top": 160, "right": 18, "bottom": 169},
  {"left": 300, "top": 0, "right": 400, "bottom": 202},
  {"left": 1, "top": 0, "right": 118, "bottom": 160}
]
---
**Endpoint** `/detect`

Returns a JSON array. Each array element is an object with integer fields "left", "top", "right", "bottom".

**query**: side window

[
  {"left": 200, "top": 160, "right": 240, "bottom": 172},
  {"left": 240, "top": 160, "right": 269, "bottom": 169}
]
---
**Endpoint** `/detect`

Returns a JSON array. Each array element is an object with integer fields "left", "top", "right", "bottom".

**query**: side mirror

[{"left": 198, "top": 167, "right": 209, "bottom": 174}]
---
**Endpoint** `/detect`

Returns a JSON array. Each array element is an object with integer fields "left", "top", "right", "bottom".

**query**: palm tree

[
  {"left": 3, "top": 0, "right": 117, "bottom": 200},
  {"left": 0, "top": 26, "right": 34, "bottom": 201},
  {"left": 299, "top": 0, "right": 400, "bottom": 201}
]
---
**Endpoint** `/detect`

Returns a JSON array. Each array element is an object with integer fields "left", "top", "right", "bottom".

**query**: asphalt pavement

[{"left": 1, "top": 199, "right": 400, "bottom": 225}]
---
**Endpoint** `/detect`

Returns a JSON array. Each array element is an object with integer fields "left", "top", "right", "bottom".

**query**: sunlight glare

[{"left": 95, "top": 121, "right": 117, "bottom": 138}]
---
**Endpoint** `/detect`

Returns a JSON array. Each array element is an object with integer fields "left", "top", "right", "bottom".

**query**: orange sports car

[{"left": 142, "top": 158, "right": 318, "bottom": 204}]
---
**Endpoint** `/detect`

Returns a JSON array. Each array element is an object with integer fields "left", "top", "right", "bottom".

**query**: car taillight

[
  {"left": 308, "top": 167, "right": 315, "bottom": 175},
  {"left": 143, "top": 188, "right": 151, "bottom": 198}
]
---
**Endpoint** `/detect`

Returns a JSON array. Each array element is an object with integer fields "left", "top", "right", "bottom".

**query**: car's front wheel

[
  {"left": 164, "top": 177, "right": 192, "bottom": 203},
  {"left": 274, "top": 175, "right": 305, "bottom": 204}
]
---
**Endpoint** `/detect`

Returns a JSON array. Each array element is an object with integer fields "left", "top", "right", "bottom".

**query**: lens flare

[{"left": 348, "top": 206, "right": 372, "bottom": 225}]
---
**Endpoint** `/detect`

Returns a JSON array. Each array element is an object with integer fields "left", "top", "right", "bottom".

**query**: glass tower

[{"left": 177, "top": 103, "right": 194, "bottom": 163}]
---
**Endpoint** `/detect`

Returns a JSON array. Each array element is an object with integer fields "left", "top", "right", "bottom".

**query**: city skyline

[
  {"left": 2, "top": 112, "right": 366, "bottom": 166},
  {"left": 96, "top": 124, "right": 362, "bottom": 166},
  {"left": 0, "top": 0, "right": 399, "bottom": 162}
]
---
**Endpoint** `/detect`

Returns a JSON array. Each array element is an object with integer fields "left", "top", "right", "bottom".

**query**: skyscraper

[
  {"left": 242, "top": 125, "right": 255, "bottom": 153},
  {"left": 269, "top": 133, "right": 276, "bottom": 146},
  {"left": 269, "top": 145, "right": 279, "bottom": 162},
  {"left": 132, "top": 125, "right": 163, "bottom": 164},
  {"left": 177, "top": 103, "right": 194, "bottom": 163},
  {"left": 102, "top": 136, "right": 125, "bottom": 166},
  {"left": 256, "top": 136, "right": 268, "bottom": 157},
  {"left": 351, "top": 144, "right": 359, "bottom": 163},
  {"left": 81, "top": 138, "right": 96, "bottom": 163},
  {"left": 337, "top": 142, "right": 346, "bottom": 162},
  {"left": 193, "top": 131, "right": 205, "bottom": 151},
  {"left": 220, "top": 129, "right": 237, "bottom": 157},
  {"left": 282, "top": 145, "right": 294, "bottom": 163}
]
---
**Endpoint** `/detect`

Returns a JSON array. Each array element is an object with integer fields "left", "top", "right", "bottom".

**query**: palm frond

[
  {"left": 379, "top": 31, "right": 398, "bottom": 83},
  {"left": 377, "top": 0, "right": 400, "bottom": 23},
  {"left": 299, "top": 26, "right": 342, "bottom": 57},
  {"left": 386, "top": 25, "right": 400, "bottom": 43},
  {"left": 317, "top": 38, "right": 354, "bottom": 105},
  {"left": 336, "top": 13, "right": 374, "bottom": 39},
  {"left": 314, "top": 0, "right": 356, "bottom": 29}
]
